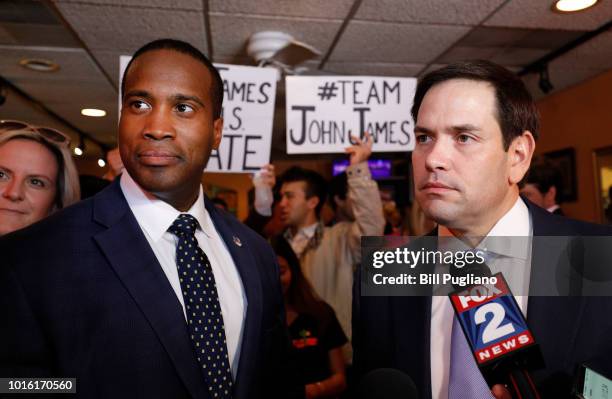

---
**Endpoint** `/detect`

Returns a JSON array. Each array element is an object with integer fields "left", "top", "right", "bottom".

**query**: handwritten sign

[{"left": 285, "top": 76, "right": 416, "bottom": 154}]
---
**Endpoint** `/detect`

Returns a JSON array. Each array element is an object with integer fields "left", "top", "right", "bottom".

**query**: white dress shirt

[
  {"left": 286, "top": 222, "right": 318, "bottom": 258},
  {"left": 120, "top": 172, "right": 247, "bottom": 378},
  {"left": 430, "top": 197, "right": 533, "bottom": 399}
]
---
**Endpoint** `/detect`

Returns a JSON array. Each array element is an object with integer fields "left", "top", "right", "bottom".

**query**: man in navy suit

[
  {"left": 0, "top": 39, "right": 301, "bottom": 398},
  {"left": 353, "top": 60, "right": 612, "bottom": 398}
]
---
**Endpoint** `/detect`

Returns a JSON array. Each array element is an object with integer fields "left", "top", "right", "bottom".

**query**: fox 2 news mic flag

[
  {"left": 285, "top": 76, "right": 416, "bottom": 154},
  {"left": 119, "top": 57, "right": 277, "bottom": 173},
  {"left": 449, "top": 272, "right": 544, "bottom": 398}
]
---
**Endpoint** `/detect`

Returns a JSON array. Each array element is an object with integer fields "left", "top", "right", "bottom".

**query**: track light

[
  {"left": 538, "top": 65, "right": 554, "bottom": 94},
  {"left": 73, "top": 135, "right": 85, "bottom": 156},
  {"left": 98, "top": 147, "right": 107, "bottom": 168}
]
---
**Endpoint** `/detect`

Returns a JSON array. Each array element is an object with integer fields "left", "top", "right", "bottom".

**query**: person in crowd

[
  {"left": 354, "top": 60, "right": 612, "bottom": 399},
  {"left": 0, "top": 121, "right": 80, "bottom": 236},
  {"left": 272, "top": 237, "right": 347, "bottom": 399},
  {"left": 249, "top": 133, "right": 385, "bottom": 364},
  {"left": 521, "top": 158, "right": 565, "bottom": 215},
  {"left": 328, "top": 171, "right": 352, "bottom": 224},
  {"left": 211, "top": 197, "right": 228, "bottom": 211},
  {"left": 244, "top": 163, "right": 278, "bottom": 236},
  {"left": 0, "top": 39, "right": 301, "bottom": 399},
  {"left": 81, "top": 147, "right": 122, "bottom": 199},
  {"left": 382, "top": 200, "right": 402, "bottom": 235},
  {"left": 102, "top": 147, "right": 125, "bottom": 181}
]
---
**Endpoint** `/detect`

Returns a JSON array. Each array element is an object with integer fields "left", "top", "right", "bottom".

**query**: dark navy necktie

[{"left": 168, "top": 214, "right": 233, "bottom": 398}]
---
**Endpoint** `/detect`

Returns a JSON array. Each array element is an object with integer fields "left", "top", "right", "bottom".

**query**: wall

[{"left": 535, "top": 68, "right": 612, "bottom": 223}]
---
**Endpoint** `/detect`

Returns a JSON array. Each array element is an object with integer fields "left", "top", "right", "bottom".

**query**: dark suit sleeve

[{"left": 0, "top": 261, "right": 54, "bottom": 377}]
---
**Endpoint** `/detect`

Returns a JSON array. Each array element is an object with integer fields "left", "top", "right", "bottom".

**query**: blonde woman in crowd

[{"left": 0, "top": 120, "right": 80, "bottom": 236}]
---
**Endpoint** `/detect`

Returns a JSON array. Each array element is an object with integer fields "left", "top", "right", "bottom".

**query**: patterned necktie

[
  {"left": 448, "top": 315, "right": 495, "bottom": 399},
  {"left": 168, "top": 214, "right": 233, "bottom": 398},
  {"left": 448, "top": 257, "right": 494, "bottom": 399}
]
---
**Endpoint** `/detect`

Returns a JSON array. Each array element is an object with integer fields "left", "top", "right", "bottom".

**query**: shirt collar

[
  {"left": 547, "top": 204, "right": 560, "bottom": 213},
  {"left": 299, "top": 222, "right": 319, "bottom": 239},
  {"left": 120, "top": 171, "right": 212, "bottom": 242},
  {"left": 438, "top": 197, "right": 531, "bottom": 260}
]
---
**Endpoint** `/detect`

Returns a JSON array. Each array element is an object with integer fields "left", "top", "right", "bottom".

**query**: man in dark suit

[
  {"left": 353, "top": 60, "right": 612, "bottom": 399},
  {"left": 0, "top": 39, "right": 301, "bottom": 398}
]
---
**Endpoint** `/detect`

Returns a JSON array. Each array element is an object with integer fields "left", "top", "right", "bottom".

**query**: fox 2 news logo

[{"left": 449, "top": 273, "right": 535, "bottom": 365}]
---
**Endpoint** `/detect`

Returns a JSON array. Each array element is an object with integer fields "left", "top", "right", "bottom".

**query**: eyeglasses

[{"left": 0, "top": 119, "right": 71, "bottom": 146}]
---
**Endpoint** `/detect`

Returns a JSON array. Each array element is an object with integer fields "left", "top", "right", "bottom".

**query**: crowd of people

[{"left": 1, "top": 38, "right": 611, "bottom": 399}]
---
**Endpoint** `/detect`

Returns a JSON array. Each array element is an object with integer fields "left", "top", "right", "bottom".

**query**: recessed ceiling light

[
  {"left": 81, "top": 108, "right": 106, "bottom": 117},
  {"left": 74, "top": 147, "right": 83, "bottom": 156},
  {"left": 19, "top": 58, "right": 59, "bottom": 72},
  {"left": 98, "top": 158, "right": 106, "bottom": 168},
  {"left": 553, "top": 0, "right": 598, "bottom": 13}
]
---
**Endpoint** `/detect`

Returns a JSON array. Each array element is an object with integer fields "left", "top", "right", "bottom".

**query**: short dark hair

[
  {"left": 411, "top": 60, "right": 539, "bottom": 150},
  {"left": 525, "top": 159, "right": 564, "bottom": 203},
  {"left": 279, "top": 166, "right": 327, "bottom": 216},
  {"left": 121, "top": 38, "right": 223, "bottom": 119}
]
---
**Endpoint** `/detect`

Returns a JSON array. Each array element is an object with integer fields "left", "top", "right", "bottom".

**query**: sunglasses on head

[{"left": 0, "top": 120, "right": 71, "bottom": 146}]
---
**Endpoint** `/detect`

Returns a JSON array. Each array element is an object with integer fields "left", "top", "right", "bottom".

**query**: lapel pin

[{"left": 233, "top": 236, "right": 242, "bottom": 247}]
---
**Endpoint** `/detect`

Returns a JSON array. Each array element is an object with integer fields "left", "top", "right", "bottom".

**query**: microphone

[
  {"left": 356, "top": 368, "right": 419, "bottom": 399},
  {"left": 449, "top": 272, "right": 545, "bottom": 399}
]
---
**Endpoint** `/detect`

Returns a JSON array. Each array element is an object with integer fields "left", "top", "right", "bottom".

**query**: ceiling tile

[
  {"left": 213, "top": 55, "right": 254, "bottom": 65},
  {"left": 210, "top": 13, "right": 341, "bottom": 58},
  {"left": 209, "top": 0, "right": 354, "bottom": 19},
  {"left": 54, "top": 0, "right": 202, "bottom": 10},
  {"left": 12, "top": 78, "right": 116, "bottom": 105},
  {"left": 0, "top": 47, "right": 108, "bottom": 82},
  {"left": 54, "top": 2, "right": 207, "bottom": 53},
  {"left": 324, "top": 61, "right": 425, "bottom": 76},
  {"left": 418, "top": 62, "right": 519, "bottom": 78},
  {"left": 330, "top": 21, "right": 470, "bottom": 63},
  {"left": 0, "top": 1, "right": 60, "bottom": 24},
  {"left": 0, "top": 25, "right": 17, "bottom": 45},
  {"left": 355, "top": 0, "right": 506, "bottom": 25},
  {"left": 90, "top": 50, "right": 124, "bottom": 87},
  {"left": 0, "top": 22, "right": 80, "bottom": 47},
  {"left": 490, "top": 47, "right": 549, "bottom": 66},
  {"left": 437, "top": 46, "right": 500, "bottom": 63},
  {"left": 513, "top": 29, "right": 587, "bottom": 49},
  {"left": 485, "top": 0, "right": 612, "bottom": 30},
  {"left": 459, "top": 27, "right": 532, "bottom": 47},
  {"left": 522, "top": 65, "right": 607, "bottom": 101},
  {"left": 417, "top": 63, "right": 447, "bottom": 77},
  {"left": 546, "top": 29, "right": 612, "bottom": 71}
]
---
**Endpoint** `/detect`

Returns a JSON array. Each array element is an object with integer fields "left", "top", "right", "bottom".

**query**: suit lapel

[
  {"left": 204, "top": 199, "right": 263, "bottom": 399},
  {"left": 526, "top": 201, "right": 585, "bottom": 372},
  {"left": 92, "top": 181, "right": 208, "bottom": 399}
]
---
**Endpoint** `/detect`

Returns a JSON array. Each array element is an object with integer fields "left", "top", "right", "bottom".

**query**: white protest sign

[
  {"left": 208, "top": 64, "right": 277, "bottom": 173},
  {"left": 119, "top": 57, "right": 277, "bottom": 173},
  {"left": 285, "top": 76, "right": 416, "bottom": 154}
]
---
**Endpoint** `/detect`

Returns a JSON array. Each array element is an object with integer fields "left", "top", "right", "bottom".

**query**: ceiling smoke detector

[{"left": 246, "top": 31, "right": 321, "bottom": 70}]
